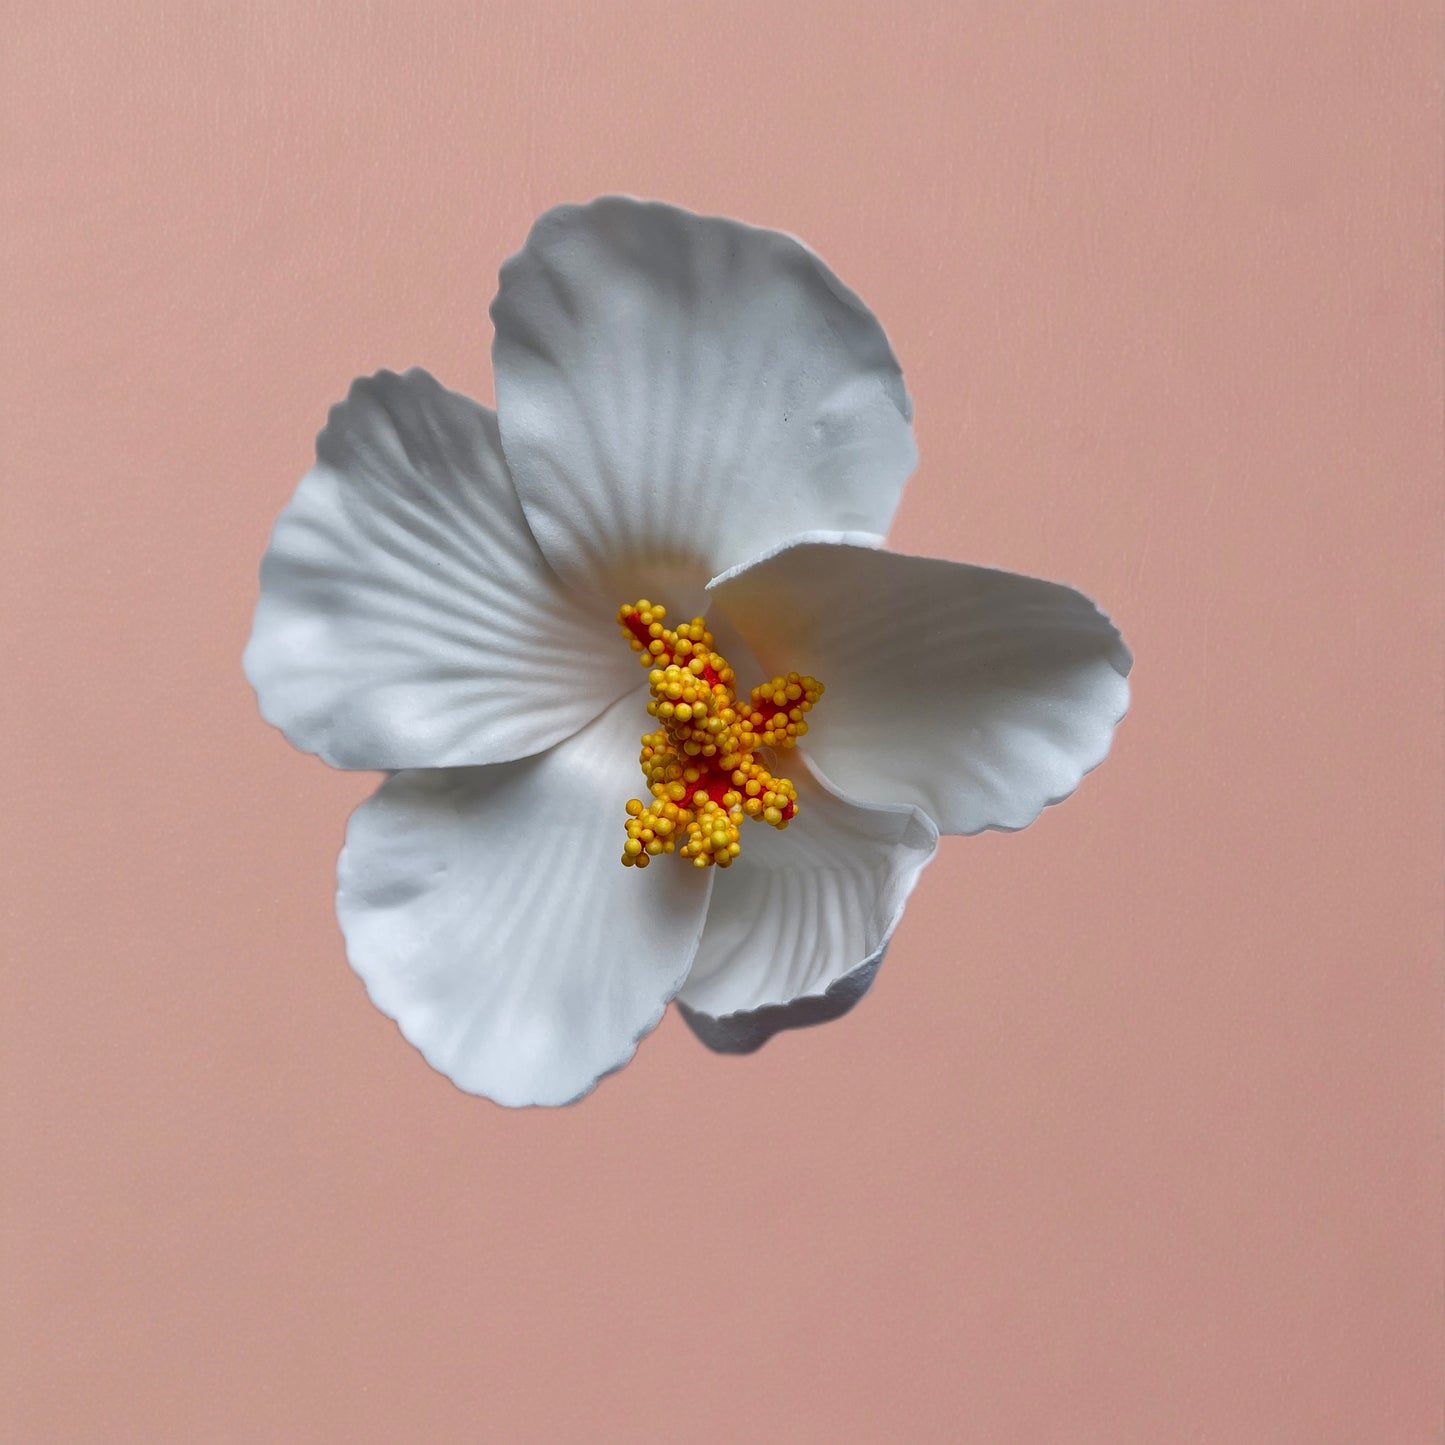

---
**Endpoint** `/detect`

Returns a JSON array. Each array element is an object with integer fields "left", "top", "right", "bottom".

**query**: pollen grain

[{"left": 615, "top": 600, "right": 824, "bottom": 871}]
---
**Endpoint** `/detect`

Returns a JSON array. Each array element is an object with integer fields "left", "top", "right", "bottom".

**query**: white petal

[
  {"left": 336, "top": 691, "right": 711, "bottom": 1107},
  {"left": 244, "top": 369, "right": 637, "bottom": 770},
  {"left": 490, "top": 197, "right": 917, "bottom": 610},
  {"left": 710, "top": 539, "right": 1132, "bottom": 835},
  {"left": 677, "top": 757, "right": 937, "bottom": 1053}
]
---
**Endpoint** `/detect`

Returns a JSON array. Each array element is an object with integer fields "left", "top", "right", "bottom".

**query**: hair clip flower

[{"left": 244, "top": 197, "right": 1131, "bottom": 1106}]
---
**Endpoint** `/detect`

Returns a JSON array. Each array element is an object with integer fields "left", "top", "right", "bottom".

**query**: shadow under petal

[{"left": 677, "top": 945, "right": 885, "bottom": 1055}]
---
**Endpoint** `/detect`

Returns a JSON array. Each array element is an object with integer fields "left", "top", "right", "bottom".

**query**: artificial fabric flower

[{"left": 244, "top": 197, "right": 1131, "bottom": 1107}]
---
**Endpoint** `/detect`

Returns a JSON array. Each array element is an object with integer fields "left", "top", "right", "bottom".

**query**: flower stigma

[{"left": 615, "top": 601, "right": 824, "bottom": 871}]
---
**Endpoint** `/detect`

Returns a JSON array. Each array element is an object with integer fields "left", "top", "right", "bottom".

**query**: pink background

[{"left": 4, "top": 3, "right": 1441, "bottom": 1440}]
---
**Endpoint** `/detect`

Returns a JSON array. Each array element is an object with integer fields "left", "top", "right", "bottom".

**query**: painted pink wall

[{"left": 4, "top": 3, "right": 1440, "bottom": 1440}]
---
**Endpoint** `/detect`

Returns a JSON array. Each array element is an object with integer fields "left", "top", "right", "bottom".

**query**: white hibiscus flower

[{"left": 243, "top": 197, "right": 1131, "bottom": 1108}]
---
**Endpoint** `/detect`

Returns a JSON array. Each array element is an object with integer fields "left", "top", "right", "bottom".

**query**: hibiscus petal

[
  {"left": 244, "top": 369, "right": 637, "bottom": 770},
  {"left": 336, "top": 691, "right": 712, "bottom": 1107},
  {"left": 710, "top": 538, "right": 1131, "bottom": 835},
  {"left": 490, "top": 197, "right": 917, "bottom": 609},
  {"left": 677, "top": 758, "right": 937, "bottom": 1054}
]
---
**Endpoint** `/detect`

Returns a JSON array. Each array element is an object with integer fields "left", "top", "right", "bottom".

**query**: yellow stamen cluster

[{"left": 616, "top": 600, "right": 824, "bottom": 870}]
